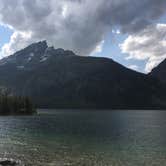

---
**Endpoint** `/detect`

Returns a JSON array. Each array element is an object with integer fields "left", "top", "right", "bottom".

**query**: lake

[{"left": 0, "top": 110, "right": 166, "bottom": 166}]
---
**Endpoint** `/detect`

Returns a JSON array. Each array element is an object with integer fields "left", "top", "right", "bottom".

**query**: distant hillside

[
  {"left": 150, "top": 59, "right": 166, "bottom": 83},
  {"left": 0, "top": 41, "right": 165, "bottom": 109}
]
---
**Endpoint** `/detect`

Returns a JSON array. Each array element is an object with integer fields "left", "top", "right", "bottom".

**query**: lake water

[{"left": 0, "top": 110, "right": 166, "bottom": 166}]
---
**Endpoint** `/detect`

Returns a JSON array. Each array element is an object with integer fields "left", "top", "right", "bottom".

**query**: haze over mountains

[{"left": 0, "top": 41, "right": 165, "bottom": 109}]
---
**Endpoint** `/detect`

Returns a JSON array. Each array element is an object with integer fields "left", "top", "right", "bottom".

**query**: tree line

[{"left": 0, "top": 88, "right": 36, "bottom": 115}]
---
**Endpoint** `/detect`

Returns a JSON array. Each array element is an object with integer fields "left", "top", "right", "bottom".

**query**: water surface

[{"left": 0, "top": 110, "right": 166, "bottom": 165}]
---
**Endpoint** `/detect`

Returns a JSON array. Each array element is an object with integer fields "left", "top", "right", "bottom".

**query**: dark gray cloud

[{"left": 0, "top": 0, "right": 166, "bottom": 56}]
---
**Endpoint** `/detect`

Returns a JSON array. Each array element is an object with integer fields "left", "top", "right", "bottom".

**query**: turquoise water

[{"left": 0, "top": 110, "right": 166, "bottom": 165}]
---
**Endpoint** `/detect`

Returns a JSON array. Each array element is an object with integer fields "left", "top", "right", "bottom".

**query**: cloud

[
  {"left": 120, "top": 24, "right": 166, "bottom": 73},
  {"left": 0, "top": 0, "right": 166, "bottom": 57},
  {"left": 1, "top": 31, "right": 32, "bottom": 58},
  {"left": 128, "top": 65, "right": 139, "bottom": 71},
  {"left": 112, "top": 29, "right": 121, "bottom": 35},
  {"left": 91, "top": 40, "right": 105, "bottom": 56}
]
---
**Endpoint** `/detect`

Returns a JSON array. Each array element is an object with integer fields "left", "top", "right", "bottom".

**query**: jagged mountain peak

[
  {"left": 26, "top": 40, "right": 48, "bottom": 49},
  {"left": 0, "top": 41, "right": 77, "bottom": 68},
  {"left": 14, "top": 40, "right": 48, "bottom": 57}
]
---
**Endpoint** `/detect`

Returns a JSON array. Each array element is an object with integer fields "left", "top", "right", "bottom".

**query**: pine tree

[{"left": 0, "top": 88, "right": 36, "bottom": 115}]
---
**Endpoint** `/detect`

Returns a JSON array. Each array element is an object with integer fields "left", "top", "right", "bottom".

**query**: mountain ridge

[
  {"left": 0, "top": 41, "right": 165, "bottom": 109},
  {"left": 150, "top": 59, "right": 166, "bottom": 83}
]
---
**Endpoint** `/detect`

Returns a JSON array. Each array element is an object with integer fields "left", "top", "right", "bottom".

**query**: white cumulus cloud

[{"left": 120, "top": 24, "right": 166, "bottom": 72}]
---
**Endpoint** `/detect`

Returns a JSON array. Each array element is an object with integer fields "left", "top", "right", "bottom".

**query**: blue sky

[
  {"left": 0, "top": 25, "right": 13, "bottom": 48},
  {"left": 93, "top": 31, "right": 146, "bottom": 73}
]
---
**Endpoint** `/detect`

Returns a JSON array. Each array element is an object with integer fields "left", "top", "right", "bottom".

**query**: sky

[{"left": 0, "top": 0, "right": 166, "bottom": 73}]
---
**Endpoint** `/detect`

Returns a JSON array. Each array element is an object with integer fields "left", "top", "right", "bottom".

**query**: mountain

[
  {"left": 150, "top": 59, "right": 166, "bottom": 83},
  {"left": 149, "top": 60, "right": 166, "bottom": 106},
  {"left": 0, "top": 41, "right": 165, "bottom": 109}
]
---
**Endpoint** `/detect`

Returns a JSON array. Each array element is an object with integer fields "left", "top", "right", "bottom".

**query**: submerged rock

[{"left": 0, "top": 159, "right": 20, "bottom": 166}]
